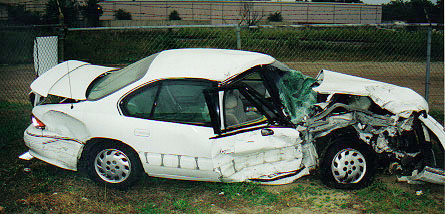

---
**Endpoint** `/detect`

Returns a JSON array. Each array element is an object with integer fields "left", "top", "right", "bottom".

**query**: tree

[
  {"left": 382, "top": 0, "right": 407, "bottom": 21},
  {"left": 44, "top": 0, "right": 79, "bottom": 26},
  {"left": 239, "top": 2, "right": 264, "bottom": 26},
  {"left": 80, "top": 0, "right": 103, "bottom": 27},
  {"left": 432, "top": 0, "right": 443, "bottom": 23},
  {"left": 114, "top": 9, "right": 132, "bottom": 20},
  {"left": 267, "top": 12, "right": 283, "bottom": 22},
  {"left": 382, "top": 0, "right": 442, "bottom": 23},
  {"left": 169, "top": 10, "right": 182, "bottom": 21}
]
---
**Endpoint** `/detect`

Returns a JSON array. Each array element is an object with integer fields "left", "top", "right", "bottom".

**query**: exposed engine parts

[{"left": 302, "top": 94, "right": 445, "bottom": 185}]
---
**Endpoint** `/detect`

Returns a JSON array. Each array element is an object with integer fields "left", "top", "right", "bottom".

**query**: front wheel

[
  {"left": 87, "top": 142, "right": 142, "bottom": 189},
  {"left": 320, "top": 140, "right": 375, "bottom": 189}
]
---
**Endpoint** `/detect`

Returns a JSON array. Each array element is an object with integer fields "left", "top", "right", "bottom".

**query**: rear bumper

[
  {"left": 23, "top": 124, "right": 84, "bottom": 171},
  {"left": 18, "top": 151, "right": 34, "bottom": 160}
]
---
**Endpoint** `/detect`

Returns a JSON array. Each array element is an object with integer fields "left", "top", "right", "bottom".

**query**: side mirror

[{"left": 261, "top": 128, "right": 274, "bottom": 136}]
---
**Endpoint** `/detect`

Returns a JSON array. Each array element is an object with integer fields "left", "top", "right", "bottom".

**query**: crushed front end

[{"left": 300, "top": 70, "right": 445, "bottom": 185}]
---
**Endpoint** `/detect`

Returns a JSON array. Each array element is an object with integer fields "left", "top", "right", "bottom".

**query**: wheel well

[
  {"left": 77, "top": 138, "right": 141, "bottom": 173},
  {"left": 314, "top": 126, "right": 374, "bottom": 162}
]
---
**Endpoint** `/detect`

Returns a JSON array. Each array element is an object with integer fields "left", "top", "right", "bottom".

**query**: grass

[
  {"left": 0, "top": 63, "right": 443, "bottom": 212},
  {"left": 0, "top": 24, "right": 443, "bottom": 213},
  {"left": 0, "top": 101, "right": 31, "bottom": 151},
  {"left": 0, "top": 151, "right": 443, "bottom": 213},
  {"left": 58, "top": 26, "right": 444, "bottom": 64},
  {"left": 204, "top": 182, "right": 278, "bottom": 205},
  {"left": 63, "top": 28, "right": 238, "bottom": 64},
  {"left": 241, "top": 27, "right": 444, "bottom": 62},
  {"left": 354, "top": 179, "right": 442, "bottom": 213},
  {"left": 0, "top": 99, "right": 444, "bottom": 212}
]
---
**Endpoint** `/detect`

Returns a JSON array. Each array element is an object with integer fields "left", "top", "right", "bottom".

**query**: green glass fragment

[{"left": 277, "top": 70, "right": 317, "bottom": 124}]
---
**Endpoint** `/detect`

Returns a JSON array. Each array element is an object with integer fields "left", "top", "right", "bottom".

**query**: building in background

[
  {"left": 0, "top": 0, "right": 382, "bottom": 26},
  {"left": 99, "top": 1, "right": 382, "bottom": 25}
]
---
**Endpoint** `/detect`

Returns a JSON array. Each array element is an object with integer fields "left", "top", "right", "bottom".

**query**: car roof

[{"left": 141, "top": 48, "right": 276, "bottom": 82}]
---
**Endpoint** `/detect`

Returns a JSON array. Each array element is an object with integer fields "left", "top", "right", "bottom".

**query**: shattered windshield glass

[
  {"left": 87, "top": 53, "right": 159, "bottom": 101},
  {"left": 273, "top": 61, "right": 317, "bottom": 124}
]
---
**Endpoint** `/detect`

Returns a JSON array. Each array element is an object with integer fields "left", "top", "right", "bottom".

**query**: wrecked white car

[{"left": 21, "top": 49, "right": 445, "bottom": 189}]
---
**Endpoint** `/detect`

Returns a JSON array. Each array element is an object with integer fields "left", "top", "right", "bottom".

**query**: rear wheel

[
  {"left": 87, "top": 142, "right": 142, "bottom": 189},
  {"left": 320, "top": 140, "right": 375, "bottom": 189}
]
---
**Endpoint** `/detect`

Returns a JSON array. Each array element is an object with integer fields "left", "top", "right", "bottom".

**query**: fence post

[
  {"left": 424, "top": 26, "right": 432, "bottom": 103},
  {"left": 236, "top": 25, "right": 241, "bottom": 50},
  {"left": 58, "top": 27, "right": 66, "bottom": 62}
]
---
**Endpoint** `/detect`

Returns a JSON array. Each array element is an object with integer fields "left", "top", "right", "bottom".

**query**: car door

[
  {"left": 205, "top": 72, "right": 307, "bottom": 184},
  {"left": 119, "top": 79, "right": 221, "bottom": 181}
]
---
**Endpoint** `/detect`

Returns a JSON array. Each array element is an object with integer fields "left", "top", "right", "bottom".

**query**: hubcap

[
  {"left": 331, "top": 148, "right": 367, "bottom": 184},
  {"left": 94, "top": 149, "right": 131, "bottom": 183}
]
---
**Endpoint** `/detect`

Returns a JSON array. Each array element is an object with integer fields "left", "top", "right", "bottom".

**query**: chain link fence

[
  {"left": 64, "top": 24, "right": 443, "bottom": 108},
  {"left": 0, "top": 25, "right": 60, "bottom": 146},
  {"left": 1, "top": 24, "right": 443, "bottom": 146}
]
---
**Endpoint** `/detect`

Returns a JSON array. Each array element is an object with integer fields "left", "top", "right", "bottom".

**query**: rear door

[{"left": 119, "top": 79, "right": 220, "bottom": 181}]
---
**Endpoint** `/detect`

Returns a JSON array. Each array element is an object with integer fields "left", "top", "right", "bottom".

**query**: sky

[{"left": 361, "top": 0, "right": 438, "bottom": 5}]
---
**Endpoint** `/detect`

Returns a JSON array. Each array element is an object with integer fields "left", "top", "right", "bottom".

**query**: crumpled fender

[
  {"left": 313, "top": 70, "right": 428, "bottom": 118},
  {"left": 419, "top": 114, "right": 445, "bottom": 150}
]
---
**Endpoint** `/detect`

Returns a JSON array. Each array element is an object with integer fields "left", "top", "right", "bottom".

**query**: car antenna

[
  {"left": 65, "top": 60, "right": 74, "bottom": 109},
  {"left": 56, "top": 0, "right": 73, "bottom": 109}
]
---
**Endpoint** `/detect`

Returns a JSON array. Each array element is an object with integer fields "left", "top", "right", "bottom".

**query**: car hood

[
  {"left": 312, "top": 70, "right": 428, "bottom": 118},
  {"left": 30, "top": 60, "right": 118, "bottom": 100}
]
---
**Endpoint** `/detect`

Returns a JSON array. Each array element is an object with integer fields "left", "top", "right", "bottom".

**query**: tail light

[{"left": 32, "top": 115, "right": 45, "bottom": 129}]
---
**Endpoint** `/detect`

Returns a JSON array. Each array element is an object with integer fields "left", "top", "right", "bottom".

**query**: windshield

[
  {"left": 87, "top": 53, "right": 159, "bottom": 101},
  {"left": 268, "top": 61, "right": 317, "bottom": 124}
]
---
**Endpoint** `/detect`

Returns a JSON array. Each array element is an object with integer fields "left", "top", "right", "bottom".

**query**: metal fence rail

[{"left": 0, "top": 23, "right": 443, "bottom": 145}]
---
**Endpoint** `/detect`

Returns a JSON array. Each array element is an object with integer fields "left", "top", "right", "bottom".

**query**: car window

[
  {"left": 224, "top": 88, "right": 266, "bottom": 128},
  {"left": 121, "top": 83, "right": 160, "bottom": 119},
  {"left": 239, "top": 71, "right": 288, "bottom": 121},
  {"left": 152, "top": 81, "right": 213, "bottom": 125},
  {"left": 122, "top": 80, "right": 214, "bottom": 126},
  {"left": 240, "top": 72, "right": 268, "bottom": 97},
  {"left": 220, "top": 70, "right": 291, "bottom": 131},
  {"left": 87, "top": 53, "right": 159, "bottom": 101}
]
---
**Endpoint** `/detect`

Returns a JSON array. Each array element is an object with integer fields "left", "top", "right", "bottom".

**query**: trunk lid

[{"left": 30, "top": 60, "right": 117, "bottom": 100}]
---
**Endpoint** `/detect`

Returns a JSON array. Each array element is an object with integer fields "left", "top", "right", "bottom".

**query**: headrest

[{"left": 225, "top": 90, "right": 240, "bottom": 109}]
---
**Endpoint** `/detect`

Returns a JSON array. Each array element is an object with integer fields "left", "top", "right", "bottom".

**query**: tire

[
  {"left": 320, "top": 140, "right": 375, "bottom": 189},
  {"left": 87, "top": 142, "right": 143, "bottom": 189}
]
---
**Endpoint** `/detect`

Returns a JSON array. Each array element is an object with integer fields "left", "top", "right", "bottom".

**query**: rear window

[{"left": 86, "top": 53, "right": 159, "bottom": 101}]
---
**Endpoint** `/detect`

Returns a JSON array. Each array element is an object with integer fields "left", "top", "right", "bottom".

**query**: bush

[
  {"left": 267, "top": 12, "right": 283, "bottom": 22},
  {"left": 114, "top": 9, "right": 132, "bottom": 20},
  {"left": 169, "top": 10, "right": 182, "bottom": 21}
]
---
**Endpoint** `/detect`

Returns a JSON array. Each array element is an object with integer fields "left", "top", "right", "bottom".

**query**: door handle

[{"left": 261, "top": 128, "right": 274, "bottom": 136}]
